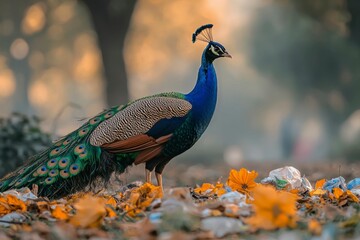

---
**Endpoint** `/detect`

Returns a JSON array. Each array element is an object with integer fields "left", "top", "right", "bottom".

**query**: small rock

[
  {"left": 0, "top": 212, "right": 26, "bottom": 227},
  {"left": 201, "top": 217, "right": 246, "bottom": 238},
  {"left": 219, "top": 191, "right": 246, "bottom": 204}
]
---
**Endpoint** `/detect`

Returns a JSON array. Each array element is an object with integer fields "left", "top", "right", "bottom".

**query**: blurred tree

[
  {"left": 80, "top": 0, "right": 137, "bottom": 106},
  {"left": 0, "top": 0, "right": 43, "bottom": 115}
]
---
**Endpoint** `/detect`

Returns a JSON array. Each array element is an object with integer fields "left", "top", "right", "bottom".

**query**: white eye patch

[{"left": 209, "top": 45, "right": 224, "bottom": 56}]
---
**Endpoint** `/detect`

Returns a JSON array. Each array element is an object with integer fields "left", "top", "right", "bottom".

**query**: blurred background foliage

[
  {"left": 1, "top": 0, "right": 360, "bottom": 176},
  {"left": 0, "top": 113, "right": 51, "bottom": 176}
]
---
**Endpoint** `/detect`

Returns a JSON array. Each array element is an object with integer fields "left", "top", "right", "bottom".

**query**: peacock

[{"left": 0, "top": 24, "right": 231, "bottom": 199}]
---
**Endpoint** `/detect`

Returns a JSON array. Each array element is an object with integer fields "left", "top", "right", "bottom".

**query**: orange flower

[
  {"left": 227, "top": 168, "right": 258, "bottom": 195},
  {"left": 246, "top": 185, "right": 298, "bottom": 230}
]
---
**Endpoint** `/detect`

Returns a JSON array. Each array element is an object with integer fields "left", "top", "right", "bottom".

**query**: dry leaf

[
  {"left": 52, "top": 206, "right": 69, "bottom": 220},
  {"left": 70, "top": 194, "right": 107, "bottom": 228}
]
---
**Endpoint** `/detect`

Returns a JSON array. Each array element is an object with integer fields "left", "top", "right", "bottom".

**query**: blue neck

[{"left": 185, "top": 50, "right": 218, "bottom": 133}]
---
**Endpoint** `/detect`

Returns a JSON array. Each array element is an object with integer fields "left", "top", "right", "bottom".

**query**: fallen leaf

[
  {"left": 70, "top": 194, "right": 107, "bottom": 228},
  {"left": 52, "top": 206, "right": 69, "bottom": 220}
]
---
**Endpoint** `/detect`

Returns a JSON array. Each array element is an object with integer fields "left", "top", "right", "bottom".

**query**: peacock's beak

[{"left": 222, "top": 52, "right": 232, "bottom": 58}]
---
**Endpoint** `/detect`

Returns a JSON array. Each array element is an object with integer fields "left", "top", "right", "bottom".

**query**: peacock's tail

[{"left": 0, "top": 105, "right": 134, "bottom": 199}]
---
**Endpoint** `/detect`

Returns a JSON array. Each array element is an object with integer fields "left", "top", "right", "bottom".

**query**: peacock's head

[{"left": 192, "top": 24, "right": 231, "bottom": 62}]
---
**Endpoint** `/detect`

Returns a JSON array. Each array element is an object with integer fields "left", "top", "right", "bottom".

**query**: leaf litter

[{"left": 0, "top": 166, "right": 360, "bottom": 239}]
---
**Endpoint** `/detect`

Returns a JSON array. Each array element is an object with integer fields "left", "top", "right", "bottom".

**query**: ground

[{"left": 0, "top": 160, "right": 359, "bottom": 239}]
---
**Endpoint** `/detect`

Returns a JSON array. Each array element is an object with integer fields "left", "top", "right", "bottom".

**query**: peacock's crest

[{"left": 192, "top": 24, "right": 213, "bottom": 43}]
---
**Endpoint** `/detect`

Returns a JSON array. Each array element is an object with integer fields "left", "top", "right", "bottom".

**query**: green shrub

[{"left": 0, "top": 113, "right": 51, "bottom": 177}]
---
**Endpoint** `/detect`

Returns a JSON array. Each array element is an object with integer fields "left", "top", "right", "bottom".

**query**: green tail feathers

[{"left": 0, "top": 105, "right": 132, "bottom": 199}]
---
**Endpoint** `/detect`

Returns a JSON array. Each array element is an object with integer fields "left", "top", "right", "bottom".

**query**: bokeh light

[{"left": 10, "top": 38, "right": 29, "bottom": 60}]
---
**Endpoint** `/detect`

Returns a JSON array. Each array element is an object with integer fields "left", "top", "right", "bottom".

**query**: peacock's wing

[
  {"left": 90, "top": 94, "right": 192, "bottom": 164},
  {"left": 0, "top": 93, "right": 191, "bottom": 198}
]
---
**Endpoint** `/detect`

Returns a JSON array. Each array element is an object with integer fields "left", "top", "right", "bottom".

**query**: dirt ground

[{"left": 119, "top": 160, "right": 360, "bottom": 189}]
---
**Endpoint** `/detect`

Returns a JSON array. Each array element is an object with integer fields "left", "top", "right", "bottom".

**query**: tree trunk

[{"left": 81, "top": 0, "right": 137, "bottom": 107}]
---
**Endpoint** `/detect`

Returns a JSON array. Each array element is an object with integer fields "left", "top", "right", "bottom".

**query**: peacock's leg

[
  {"left": 145, "top": 169, "right": 152, "bottom": 183},
  {"left": 155, "top": 172, "right": 163, "bottom": 191},
  {"left": 154, "top": 158, "right": 171, "bottom": 191}
]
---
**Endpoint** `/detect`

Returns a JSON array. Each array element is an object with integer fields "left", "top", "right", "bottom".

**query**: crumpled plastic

[
  {"left": 261, "top": 166, "right": 313, "bottom": 191},
  {"left": 323, "top": 177, "right": 347, "bottom": 191},
  {"left": 347, "top": 178, "right": 360, "bottom": 190},
  {"left": 1, "top": 188, "right": 37, "bottom": 201}
]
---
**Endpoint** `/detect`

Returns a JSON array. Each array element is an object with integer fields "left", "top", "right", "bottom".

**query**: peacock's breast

[{"left": 162, "top": 114, "right": 200, "bottom": 157}]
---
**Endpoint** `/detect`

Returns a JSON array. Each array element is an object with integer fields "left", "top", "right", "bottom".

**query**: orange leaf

[
  {"left": 6, "top": 195, "right": 26, "bottom": 212},
  {"left": 346, "top": 190, "right": 360, "bottom": 203},
  {"left": 0, "top": 197, "right": 10, "bottom": 216},
  {"left": 333, "top": 188, "right": 344, "bottom": 200},
  {"left": 310, "top": 189, "right": 327, "bottom": 197},
  {"left": 105, "top": 196, "right": 117, "bottom": 208},
  {"left": 308, "top": 219, "right": 322, "bottom": 235},
  {"left": 106, "top": 206, "right": 117, "bottom": 218},
  {"left": 70, "top": 194, "right": 107, "bottom": 228},
  {"left": 315, "top": 179, "right": 326, "bottom": 189},
  {"left": 52, "top": 206, "right": 69, "bottom": 220},
  {"left": 194, "top": 183, "right": 215, "bottom": 194}
]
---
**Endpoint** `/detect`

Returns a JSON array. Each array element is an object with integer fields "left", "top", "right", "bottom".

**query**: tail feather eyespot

[
  {"left": 45, "top": 177, "right": 57, "bottom": 185},
  {"left": 89, "top": 117, "right": 101, "bottom": 125},
  {"left": 60, "top": 169, "right": 70, "bottom": 179},
  {"left": 63, "top": 138, "right": 72, "bottom": 146},
  {"left": 78, "top": 127, "right": 89, "bottom": 137},
  {"left": 70, "top": 163, "right": 81, "bottom": 176},
  {"left": 54, "top": 140, "right": 63, "bottom": 147},
  {"left": 50, "top": 147, "right": 62, "bottom": 157},
  {"left": 74, "top": 144, "right": 86, "bottom": 155},
  {"left": 47, "top": 158, "right": 59, "bottom": 168},
  {"left": 14, "top": 178, "right": 25, "bottom": 187},
  {"left": 49, "top": 169, "right": 59, "bottom": 177},
  {"left": 59, "top": 157, "right": 70, "bottom": 169},
  {"left": 104, "top": 111, "right": 114, "bottom": 119},
  {"left": 78, "top": 151, "right": 88, "bottom": 160},
  {"left": 37, "top": 166, "right": 49, "bottom": 176}
]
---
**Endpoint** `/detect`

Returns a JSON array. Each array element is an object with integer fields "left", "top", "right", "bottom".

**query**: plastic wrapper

[
  {"left": 347, "top": 178, "right": 360, "bottom": 190},
  {"left": 323, "top": 177, "right": 346, "bottom": 191},
  {"left": 261, "top": 166, "right": 313, "bottom": 191}
]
